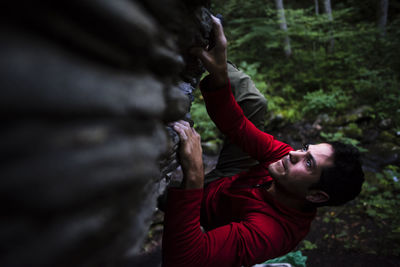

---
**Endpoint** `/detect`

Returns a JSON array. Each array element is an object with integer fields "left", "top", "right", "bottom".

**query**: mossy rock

[
  {"left": 378, "top": 130, "right": 398, "bottom": 144},
  {"left": 342, "top": 122, "right": 363, "bottom": 139},
  {"left": 363, "top": 142, "right": 400, "bottom": 169},
  {"left": 335, "top": 106, "right": 374, "bottom": 126},
  {"left": 266, "top": 113, "right": 287, "bottom": 131}
]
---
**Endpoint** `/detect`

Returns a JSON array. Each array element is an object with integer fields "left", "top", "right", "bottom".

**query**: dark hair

[{"left": 310, "top": 141, "right": 365, "bottom": 207}]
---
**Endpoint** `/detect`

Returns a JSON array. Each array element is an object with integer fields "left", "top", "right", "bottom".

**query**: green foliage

[
  {"left": 300, "top": 240, "right": 318, "bottom": 251},
  {"left": 190, "top": 100, "right": 220, "bottom": 142},
  {"left": 237, "top": 61, "right": 268, "bottom": 94},
  {"left": 210, "top": 2, "right": 400, "bottom": 127},
  {"left": 237, "top": 61, "right": 301, "bottom": 122},
  {"left": 302, "top": 88, "right": 349, "bottom": 115},
  {"left": 320, "top": 131, "right": 368, "bottom": 152},
  {"left": 361, "top": 166, "right": 400, "bottom": 221},
  {"left": 356, "top": 165, "right": 400, "bottom": 254}
]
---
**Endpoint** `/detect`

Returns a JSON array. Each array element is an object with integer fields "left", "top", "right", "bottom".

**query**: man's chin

[{"left": 268, "top": 162, "right": 280, "bottom": 179}]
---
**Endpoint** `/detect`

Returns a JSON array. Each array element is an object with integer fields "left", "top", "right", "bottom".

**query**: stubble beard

[{"left": 269, "top": 156, "right": 291, "bottom": 184}]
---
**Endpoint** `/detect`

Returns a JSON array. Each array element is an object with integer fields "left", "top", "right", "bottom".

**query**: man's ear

[{"left": 305, "top": 190, "right": 330, "bottom": 203}]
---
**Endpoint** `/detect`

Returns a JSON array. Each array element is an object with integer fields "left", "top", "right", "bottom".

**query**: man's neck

[{"left": 267, "top": 181, "right": 311, "bottom": 212}]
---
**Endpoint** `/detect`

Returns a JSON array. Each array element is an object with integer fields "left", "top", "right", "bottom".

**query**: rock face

[{"left": 0, "top": 0, "right": 212, "bottom": 265}]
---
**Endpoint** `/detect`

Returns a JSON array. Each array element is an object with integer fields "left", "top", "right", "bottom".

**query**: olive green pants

[{"left": 204, "top": 62, "right": 267, "bottom": 184}]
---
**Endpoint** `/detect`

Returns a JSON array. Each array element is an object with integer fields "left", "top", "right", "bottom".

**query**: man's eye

[
  {"left": 302, "top": 144, "right": 309, "bottom": 152},
  {"left": 306, "top": 159, "right": 312, "bottom": 168}
]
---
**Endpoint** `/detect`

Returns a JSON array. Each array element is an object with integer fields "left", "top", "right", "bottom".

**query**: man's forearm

[
  {"left": 182, "top": 170, "right": 204, "bottom": 189},
  {"left": 162, "top": 187, "right": 205, "bottom": 266},
  {"left": 207, "top": 70, "right": 228, "bottom": 88}
]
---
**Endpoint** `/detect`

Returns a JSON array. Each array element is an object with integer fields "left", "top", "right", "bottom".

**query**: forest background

[{"left": 189, "top": 0, "right": 400, "bottom": 265}]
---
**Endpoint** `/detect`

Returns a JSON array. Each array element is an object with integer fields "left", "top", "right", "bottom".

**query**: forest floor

[
  {"left": 140, "top": 153, "right": 400, "bottom": 267},
  {"left": 299, "top": 207, "right": 400, "bottom": 267}
]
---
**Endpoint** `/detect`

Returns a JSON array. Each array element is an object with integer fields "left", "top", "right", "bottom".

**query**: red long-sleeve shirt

[{"left": 162, "top": 77, "right": 316, "bottom": 267}]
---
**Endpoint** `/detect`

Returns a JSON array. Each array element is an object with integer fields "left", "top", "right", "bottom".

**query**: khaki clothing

[{"left": 205, "top": 62, "right": 267, "bottom": 184}]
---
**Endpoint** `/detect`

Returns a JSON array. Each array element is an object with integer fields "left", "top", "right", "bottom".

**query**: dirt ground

[
  {"left": 303, "top": 250, "right": 400, "bottom": 267},
  {"left": 300, "top": 207, "right": 400, "bottom": 267}
]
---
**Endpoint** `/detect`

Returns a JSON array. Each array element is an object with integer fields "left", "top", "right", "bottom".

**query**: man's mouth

[{"left": 281, "top": 155, "right": 288, "bottom": 171}]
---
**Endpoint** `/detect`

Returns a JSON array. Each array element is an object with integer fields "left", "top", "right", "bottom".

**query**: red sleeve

[
  {"left": 200, "top": 76, "right": 292, "bottom": 164},
  {"left": 162, "top": 188, "right": 289, "bottom": 267}
]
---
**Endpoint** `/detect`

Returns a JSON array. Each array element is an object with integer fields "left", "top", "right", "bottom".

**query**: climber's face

[{"left": 268, "top": 143, "right": 334, "bottom": 199}]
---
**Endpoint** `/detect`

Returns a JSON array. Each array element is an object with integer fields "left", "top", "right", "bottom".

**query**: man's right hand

[
  {"left": 191, "top": 15, "right": 228, "bottom": 88},
  {"left": 172, "top": 120, "right": 204, "bottom": 189}
]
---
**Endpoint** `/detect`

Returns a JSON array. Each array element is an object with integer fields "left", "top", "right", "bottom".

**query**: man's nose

[{"left": 289, "top": 150, "right": 303, "bottom": 163}]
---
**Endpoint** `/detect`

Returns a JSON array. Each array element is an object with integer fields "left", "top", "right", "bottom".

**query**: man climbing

[{"left": 162, "top": 16, "right": 364, "bottom": 267}]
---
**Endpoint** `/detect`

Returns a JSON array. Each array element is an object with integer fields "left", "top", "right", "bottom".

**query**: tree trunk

[
  {"left": 378, "top": 0, "right": 389, "bottom": 37},
  {"left": 323, "top": 0, "right": 335, "bottom": 53},
  {"left": 274, "top": 0, "right": 292, "bottom": 58},
  {"left": 313, "top": 0, "right": 319, "bottom": 56}
]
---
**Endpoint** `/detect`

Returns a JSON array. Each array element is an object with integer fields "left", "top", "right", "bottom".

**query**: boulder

[{"left": 0, "top": 0, "right": 213, "bottom": 265}]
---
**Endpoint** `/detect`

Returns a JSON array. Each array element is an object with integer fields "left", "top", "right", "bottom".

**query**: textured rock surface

[{"left": 0, "top": 0, "right": 212, "bottom": 265}]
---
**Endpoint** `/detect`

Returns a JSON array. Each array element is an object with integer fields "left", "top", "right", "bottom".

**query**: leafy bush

[
  {"left": 190, "top": 100, "right": 221, "bottom": 142},
  {"left": 320, "top": 131, "right": 367, "bottom": 152},
  {"left": 302, "top": 89, "right": 338, "bottom": 115},
  {"left": 356, "top": 165, "right": 400, "bottom": 255}
]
